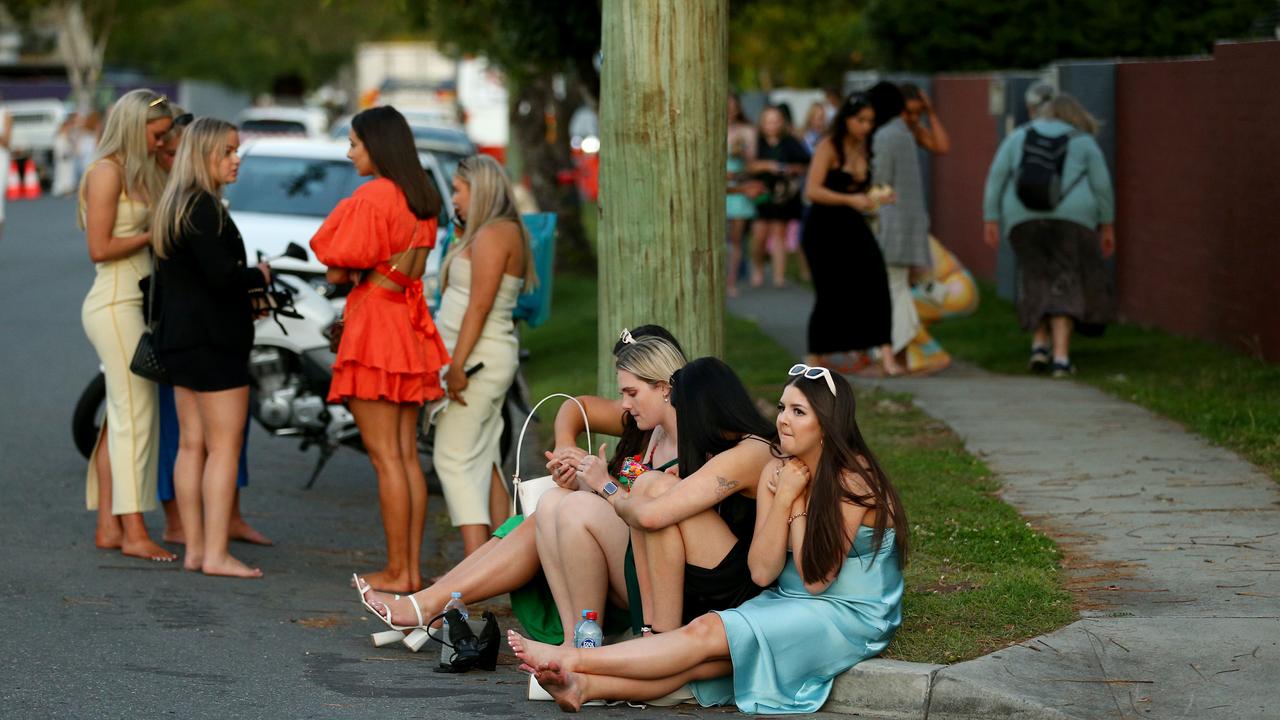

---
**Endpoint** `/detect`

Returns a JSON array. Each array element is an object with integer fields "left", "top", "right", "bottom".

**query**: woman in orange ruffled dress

[{"left": 311, "top": 106, "right": 449, "bottom": 593}]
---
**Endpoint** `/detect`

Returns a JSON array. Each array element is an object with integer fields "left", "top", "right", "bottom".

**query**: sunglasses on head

[
  {"left": 172, "top": 113, "right": 194, "bottom": 128},
  {"left": 788, "top": 363, "right": 837, "bottom": 397}
]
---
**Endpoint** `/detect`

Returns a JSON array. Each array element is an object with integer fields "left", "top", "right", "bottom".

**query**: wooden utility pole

[{"left": 597, "top": 0, "right": 728, "bottom": 394}]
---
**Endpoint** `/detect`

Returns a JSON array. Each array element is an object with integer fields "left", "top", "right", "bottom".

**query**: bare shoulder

[
  {"left": 85, "top": 159, "right": 123, "bottom": 191},
  {"left": 840, "top": 467, "right": 873, "bottom": 496}
]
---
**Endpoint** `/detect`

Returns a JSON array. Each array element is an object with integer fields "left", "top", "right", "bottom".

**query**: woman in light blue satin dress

[{"left": 508, "top": 365, "right": 909, "bottom": 714}]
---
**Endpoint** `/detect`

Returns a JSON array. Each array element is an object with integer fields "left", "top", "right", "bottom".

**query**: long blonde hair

[
  {"left": 151, "top": 118, "right": 237, "bottom": 259},
  {"left": 441, "top": 154, "right": 538, "bottom": 292},
  {"left": 1045, "top": 94, "right": 1100, "bottom": 136},
  {"left": 77, "top": 89, "right": 173, "bottom": 227}
]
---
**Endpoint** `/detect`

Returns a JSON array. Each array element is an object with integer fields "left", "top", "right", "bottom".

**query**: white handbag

[{"left": 510, "top": 393, "right": 592, "bottom": 517}]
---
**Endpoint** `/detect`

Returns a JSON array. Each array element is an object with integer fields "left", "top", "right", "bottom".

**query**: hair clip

[
  {"left": 619, "top": 328, "right": 635, "bottom": 345},
  {"left": 148, "top": 94, "right": 169, "bottom": 108}
]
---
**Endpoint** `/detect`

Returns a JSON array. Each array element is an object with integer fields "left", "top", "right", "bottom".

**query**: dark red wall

[
  {"left": 1113, "top": 42, "right": 1280, "bottom": 360},
  {"left": 930, "top": 76, "right": 999, "bottom": 280},
  {"left": 927, "top": 42, "right": 1280, "bottom": 361}
]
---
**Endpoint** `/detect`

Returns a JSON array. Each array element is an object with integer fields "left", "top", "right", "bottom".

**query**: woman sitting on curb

[{"left": 509, "top": 365, "right": 908, "bottom": 714}]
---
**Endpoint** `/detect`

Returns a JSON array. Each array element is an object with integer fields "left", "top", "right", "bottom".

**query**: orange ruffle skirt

[{"left": 328, "top": 282, "right": 449, "bottom": 405}]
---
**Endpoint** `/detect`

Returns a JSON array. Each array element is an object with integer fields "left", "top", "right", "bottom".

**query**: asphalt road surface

[{"left": 0, "top": 195, "right": 748, "bottom": 720}]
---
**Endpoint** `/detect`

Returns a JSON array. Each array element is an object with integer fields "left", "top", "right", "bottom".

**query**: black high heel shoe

[{"left": 432, "top": 610, "right": 499, "bottom": 673}]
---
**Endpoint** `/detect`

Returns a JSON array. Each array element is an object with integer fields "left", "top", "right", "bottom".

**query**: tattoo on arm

[{"left": 714, "top": 476, "right": 739, "bottom": 496}]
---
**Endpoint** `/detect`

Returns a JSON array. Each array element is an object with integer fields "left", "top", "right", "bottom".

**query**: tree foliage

[
  {"left": 103, "top": 0, "right": 406, "bottom": 94},
  {"left": 729, "top": 0, "right": 871, "bottom": 90},
  {"left": 867, "top": 0, "right": 1279, "bottom": 72}
]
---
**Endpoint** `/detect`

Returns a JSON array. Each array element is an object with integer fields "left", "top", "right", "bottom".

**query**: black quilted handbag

[{"left": 130, "top": 254, "right": 170, "bottom": 384}]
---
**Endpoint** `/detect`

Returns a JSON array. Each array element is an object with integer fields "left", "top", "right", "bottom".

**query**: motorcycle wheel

[{"left": 72, "top": 372, "right": 107, "bottom": 460}]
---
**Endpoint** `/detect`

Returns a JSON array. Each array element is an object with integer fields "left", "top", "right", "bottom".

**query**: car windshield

[
  {"left": 424, "top": 149, "right": 466, "bottom": 182},
  {"left": 240, "top": 119, "right": 308, "bottom": 136},
  {"left": 224, "top": 156, "right": 365, "bottom": 217}
]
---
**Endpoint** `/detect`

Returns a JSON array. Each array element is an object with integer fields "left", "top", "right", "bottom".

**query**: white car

[
  {"left": 224, "top": 138, "right": 452, "bottom": 307},
  {"left": 237, "top": 106, "right": 330, "bottom": 141}
]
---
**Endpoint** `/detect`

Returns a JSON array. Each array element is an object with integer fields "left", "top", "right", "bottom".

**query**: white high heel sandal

[{"left": 354, "top": 573, "right": 425, "bottom": 648}]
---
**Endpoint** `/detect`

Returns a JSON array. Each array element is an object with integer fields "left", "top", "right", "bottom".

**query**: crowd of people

[
  {"left": 77, "top": 92, "right": 534, "bottom": 582},
  {"left": 72, "top": 78, "right": 1114, "bottom": 713},
  {"left": 725, "top": 82, "right": 955, "bottom": 377}
]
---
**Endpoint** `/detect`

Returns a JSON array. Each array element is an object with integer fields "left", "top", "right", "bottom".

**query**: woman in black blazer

[{"left": 152, "top": 117, "right": 269, "bottom": 579}]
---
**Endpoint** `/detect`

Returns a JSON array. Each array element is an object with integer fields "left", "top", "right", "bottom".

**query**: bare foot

[
  {"left": 95, "top": 529, "right": 123, "bottom": 550},
  {"left": 508, "top": 630, "right": 573, "bottom": 672},
  {"left": 229, "top": 518, "right": 273, "bottom": 546},
  {"left": 526, "top": 661, "right": 586, "bottom": 713},
  {"left": 359, "top": 569, "right": 414, "bottom": 594},
  {"left": 120, "top": 538, "right": 177, "bottom": 562},
  {"left": 202, "top": 554, "right": 263, "bottom": 579}
]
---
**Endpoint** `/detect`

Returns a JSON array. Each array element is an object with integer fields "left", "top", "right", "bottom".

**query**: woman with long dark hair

[
  {"left": 312, "top": 106, "right": 449, "bottom": 593},
  {"left": 509, "top": 366, "right": 909, "bottom": 714},
  {"left": 801, "top": 92, "right": 901, "bottom": 376}
]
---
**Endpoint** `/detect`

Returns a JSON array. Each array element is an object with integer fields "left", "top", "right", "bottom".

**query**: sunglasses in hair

[
  {"left": 788, "top": 363, "right": 837, "bottom": 397},
  {"left": 172, "top": 113, "right": 194, "bottom": 128}
]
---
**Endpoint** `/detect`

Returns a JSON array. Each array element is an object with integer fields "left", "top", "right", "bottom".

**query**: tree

[
  {"left": 867, "top": 0, "right": 1279, "bottom": 72},
  {"left": 729, "top": 0, "right": 872, "bottom": 91},
  {"left": 9, "top": 1, "right": 127, "bottom": 112},
  {"left": 104, "top": 0, "right": 405, "bottom": 96},
  {"left": 596, "top": 0, "right": 728, "bottom": 391},
  {"left": 418, "top": 0, "right": 602, "bottom": 273}
]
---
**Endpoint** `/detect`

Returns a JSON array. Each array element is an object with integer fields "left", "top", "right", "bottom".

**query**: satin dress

[{"left": 691, "top": 526, "right": 903, "bottom": 714}]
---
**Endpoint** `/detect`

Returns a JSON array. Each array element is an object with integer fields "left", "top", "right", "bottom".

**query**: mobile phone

[{"left": 465, "top": 362, "right": 485, "bottom": 377}]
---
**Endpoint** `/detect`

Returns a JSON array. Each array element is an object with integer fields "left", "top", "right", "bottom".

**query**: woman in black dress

[
  {"left": 800, "top": 93, "right": 902, "bottom": 376},
  {"left": 152, "top": 118, "right": 270, "bottom": 578},
  {"left": 749, "top": 105, "right": 810, "bottom": 289}
]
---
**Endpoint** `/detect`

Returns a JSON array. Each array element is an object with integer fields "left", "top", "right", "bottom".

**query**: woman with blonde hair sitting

[{"left": 434, "top": 154, "right": 538, "bottom": 556}]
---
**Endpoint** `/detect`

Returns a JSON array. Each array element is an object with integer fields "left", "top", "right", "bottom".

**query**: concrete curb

[{"left": 822, "top": 658, "right": 1082, "bottom": 720}]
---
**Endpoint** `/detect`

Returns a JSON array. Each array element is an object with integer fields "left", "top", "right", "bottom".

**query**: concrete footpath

[{"left": 730, "top": 286, "right": 1280, "bottom": 720}]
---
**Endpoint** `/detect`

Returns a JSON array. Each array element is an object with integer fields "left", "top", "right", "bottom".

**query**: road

[{"left": 0, "top": 196, "right": 795, "bottom": 719}]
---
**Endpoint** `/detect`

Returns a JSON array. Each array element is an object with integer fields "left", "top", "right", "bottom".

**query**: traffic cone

[
  {"left": 5, "top": 160, "right": 20, "bottom": 201},
  {"left": 21, "top": 158, "right": 40, "bottom": 199}
]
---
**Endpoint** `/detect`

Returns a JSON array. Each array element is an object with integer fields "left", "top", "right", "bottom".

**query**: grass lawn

[
  {"left": 930, "top": 281, "right": 1280, "bottom": 481},
  {"left": 521, "top": 273, "right": 1075, "bottom": 664}
]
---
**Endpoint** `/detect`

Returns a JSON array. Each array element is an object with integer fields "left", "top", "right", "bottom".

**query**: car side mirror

[{"left": 284, "top": 242, "right": 309, "bottom": 261}]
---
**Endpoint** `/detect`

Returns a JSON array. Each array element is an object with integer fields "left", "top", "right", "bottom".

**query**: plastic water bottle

[
  {"left": 440, "top": 592, "right": 469, "bottom": 665},
  {"left": 573, "top": 610, "right": 602, "bottom": 648}
]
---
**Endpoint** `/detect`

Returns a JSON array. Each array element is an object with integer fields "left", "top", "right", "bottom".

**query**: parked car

[
  {"left": 237, "top": 106, "right": 330, "bottom": 141},
  {"left": 4, "top": 98, "right": 68, "bottom": 182},
  {"left": 223, "top": 138, "right": 452, "bottom": 307},
  {"left": 330, "top": 113, "right": 474, "bottom": 181}
]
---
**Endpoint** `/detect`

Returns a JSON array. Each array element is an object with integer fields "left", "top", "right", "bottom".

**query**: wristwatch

[{"left": 600, "top": 480, "right": 620, "bottom": 497}]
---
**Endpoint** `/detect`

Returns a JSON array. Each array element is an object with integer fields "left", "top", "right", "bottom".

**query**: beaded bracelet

[{"left": 788, "top": 511, "right": 807, "bottom": 524}]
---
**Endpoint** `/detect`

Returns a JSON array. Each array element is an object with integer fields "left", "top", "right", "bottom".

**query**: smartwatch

[{"left": 600, "top": 481, "right": 620, "bottom": 497}]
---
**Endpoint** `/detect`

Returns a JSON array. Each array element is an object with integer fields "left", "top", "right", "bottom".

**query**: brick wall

[
  {"left": 929, "top": 76, "right": 999, "bottom": 279},
  {"left": 926, "top": 42, "right": 1280, "bottom": 361},
  {"left": 1113, "top": 42, "right": 1280, "bottom": 360}
]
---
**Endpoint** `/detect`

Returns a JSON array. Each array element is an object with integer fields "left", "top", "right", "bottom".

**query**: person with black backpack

[{"left": 982, "top": 88, "right": 1116, "bottom": 377}]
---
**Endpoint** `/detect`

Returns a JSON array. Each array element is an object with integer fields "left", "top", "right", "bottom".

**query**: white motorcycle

[{"left": 71, "top": 243, "right": 528, "bottom": 489}]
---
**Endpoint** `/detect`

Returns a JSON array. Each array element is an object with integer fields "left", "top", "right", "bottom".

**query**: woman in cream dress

[
  {"left": 80, "top": 89, "right": 174, "bottom": 561},
  {"left": 434, "top": 155, "right": 537, "bottom": 557}
]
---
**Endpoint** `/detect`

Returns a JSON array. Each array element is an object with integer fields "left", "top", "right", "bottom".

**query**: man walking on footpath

[{"left": 869, "top": 82, "right": 931, "bottom": 370}]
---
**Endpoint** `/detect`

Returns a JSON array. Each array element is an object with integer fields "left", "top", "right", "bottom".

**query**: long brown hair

[
  {"left": 351, "top": 106, "right": 442, "bottom": 220},
  {"left": 784, "top": 372, "right": 908, "bottom": 583}
]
